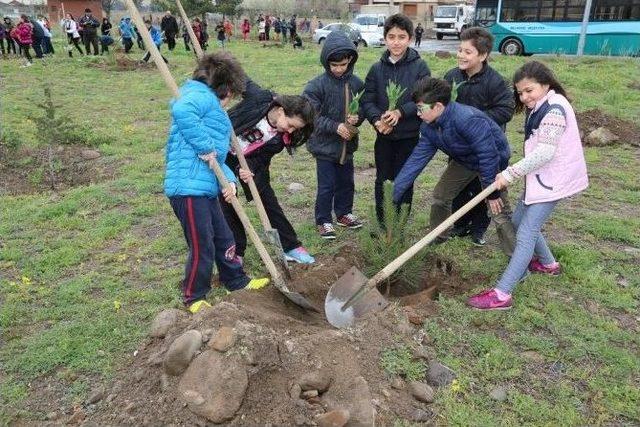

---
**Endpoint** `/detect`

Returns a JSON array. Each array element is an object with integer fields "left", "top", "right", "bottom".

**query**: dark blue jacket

[
  {"left": 303, "top": 31, "right": 364, "bottom": 163},
  {"left": 393, "top": 102, "right": 510, "bottom": 202},
  {"left": 361, "top": 48, "right": 431, "bottom": 141}
]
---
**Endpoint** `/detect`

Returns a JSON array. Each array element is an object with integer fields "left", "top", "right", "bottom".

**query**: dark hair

[
  {"left": 327, "top": 49, "right": 352, "bottom": 63},
  {"left": 513, "top": 61, "right": 568, "bottom": 113},
  {"left": 460, "top": 27, "right": 494, "bottom": 55},
  {"left": 84, "top": 8, "right": 91, "bottom": 13},
  {"left": 271, "top": 95, "right": 315, "bottom": 150},
  {"left": 20, "top": 14, "right": 29, "bottom": 22},
  {"left": 192, "top": 52, "right": 247, "bottom": 100},
  {"left": 383, "top": 14, "right": 413, "bottom": 38},
  {"left": 411, "top": 77, "right": 452, "bottom": 106}
]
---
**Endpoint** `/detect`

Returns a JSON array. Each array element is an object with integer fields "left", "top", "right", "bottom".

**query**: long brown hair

[{"left": 513, "top": 61, "right": 569, "bottom": 113}]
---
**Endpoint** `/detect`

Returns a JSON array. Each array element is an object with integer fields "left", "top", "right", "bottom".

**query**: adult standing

[
  {"left": 3, "top": 17, "right": 17, "bottom": 55},
  {"left": 79, "top": 8, "right": 99, "bottom": 55},
  {"left": 289, "top": 15, "right": 297, "bottom": 40},
  {"left": 11, "top": 15, "right": 33, "bottom": 66},
  {"left": 280, "top": 18, "right": 288, "bottom": 43},
  {"left": 414, "top": 23, "right": 424, "bottom": 47},
  {"left": 61, "top": 13, "right": 83, "bottom": 57},
  {"left": 273, "top": 17, "right": 281, "bottom": 41},
  {"left": 264, "top": 15, "right": 271, "bottom": 40},
  {"left": 161, "top": 11, "right": 179, "bottom": 51}
]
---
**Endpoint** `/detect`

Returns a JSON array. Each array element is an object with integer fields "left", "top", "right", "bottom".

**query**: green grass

[{"left": 1, "top": 39, "right": 639, "bottom": 425}]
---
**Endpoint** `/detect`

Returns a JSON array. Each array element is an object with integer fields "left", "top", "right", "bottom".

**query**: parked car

[
  {"left": 312, "top": 23, "right": 361, "bottom": 46},
  {"left": 347, "top": 23, "right": 384, "bottom": 47}
]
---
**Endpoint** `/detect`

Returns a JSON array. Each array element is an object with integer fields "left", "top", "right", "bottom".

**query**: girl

[
  {"left": 164, "top": 52, "right": 269, "bottom": 314},
  {"left": 61, "top": 13, "right": 84, "bottom": 57},
  {"left": 241, "top": 19, "right": 250, "bottom": 42},
  {"left": 467, "top": 61, "right": 588, "bottom": 310},
  {"left": 101, "top": 17, "right": 112, "bottom": 36},
  {"left": 11, "top": 15, "right": 33, "bottom": 66},
  {"left": 221, "top": 79, "right": 317, "bottom": 264}
]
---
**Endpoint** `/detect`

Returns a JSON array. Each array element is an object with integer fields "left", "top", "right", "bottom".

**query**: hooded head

[{"left": 320, "top": 30, "right": 358, "bottom": 80}]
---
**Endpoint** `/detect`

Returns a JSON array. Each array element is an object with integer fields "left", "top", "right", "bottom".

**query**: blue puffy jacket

[
  {"left": 164, "top": 80, "right": 237, "bottom": 198},
  {"left": 119, "top": 19, "right": 135, "bottom": 39},
  {"left": 149, "top": 25, "right": 162, "bottom": 47},
  {"left": 393, "top": 102, "right": 510, "bottom": 202}
]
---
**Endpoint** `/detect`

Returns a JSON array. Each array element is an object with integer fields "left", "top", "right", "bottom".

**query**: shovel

[
  {"left": 325, "top": 182, "right": 498, "bottom": 328},
  {"left": 124, "top": 0, "right": 317, "bottom": 311}
]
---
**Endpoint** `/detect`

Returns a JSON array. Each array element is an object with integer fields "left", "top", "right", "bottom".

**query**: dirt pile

[
  {"left": 75, "top": 245, "right": 468, "bottom": 426},
  {"left": 577, "top": 109, "right": 640, "bottom": 147}
]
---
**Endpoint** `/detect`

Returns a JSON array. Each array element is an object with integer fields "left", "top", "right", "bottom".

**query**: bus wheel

[
  {"left": 436, "top": 32, "right": 443, "bottom": 40},
  {"left": 501, "top": 38, "right": 523, "bottom": 56}
]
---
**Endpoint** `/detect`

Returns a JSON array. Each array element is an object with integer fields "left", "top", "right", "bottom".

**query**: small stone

[
  {"left": 182, "top": 389, "right": 205, "bottom": 406},
  {"left": 408, "top": 381, "right": 435, "bottom": 403},
  {"left": 407, "top": 311, "right": 425, "bottom": 326},
  {"left": 585, "top": 127, "right": 619, "bottom": 146},
  {"left": 86, "top": 387, "right": 105, "bottom": 404},
  {"left": 284, "top": 340, "right": 295, "bottom": 353},
  {"left": 150, "top": 309, "right": 182, "bottom": 338},
  {"left": 289, "top": 383, "right": 302, "bottom": 399},
  {"left": 435, "top": 50, "right": 452, "bottom": 59},
  {"left": 381, "top": 388, "right": 391, "bottom": 398},
  {"left": 390, "top": 377, "right": 404, "bottom": 390},
  {"left": 288, "top": 182, "right": 305, "bottom": 193},
  {"left": 160, "top": 374, "right": 170, "bottom": 391},
  {"left": 316, "top": 409, "right": 350, "bottom": 427},
  {"left": 302, "top": 390, "right": 319, "bottom": 399},
  {"left": 307, "top": 396, "right": 322, "bottom": 405},
  {"left": 410, "top": 408, "right": 433, "bottom": 422},
  {"left": 297, "top": 370, "right": 331, "bottom": 392},
  {"left": 202, "top": 328, "right": 214, "bottom": 342},
  {"left": 81, "top": 149, "right": 101, "bottom": 160},
  {"left": 208, "top": 326, "right": 236, "bottom": 352},
  {"left": 105, "top": 394, "right": 115, "bottom": 403},
  {"left": 426, "top": 361, "right": 456, "bottom": 387},
  {"left": 163, "top": 330, "right": 203, "bottom": 376},
  {"left": 489, "top": 385, "right": 507, "bottom": 402}
]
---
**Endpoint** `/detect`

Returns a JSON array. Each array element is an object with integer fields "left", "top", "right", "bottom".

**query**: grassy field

[{"left": 1, "top": 40, "right": 639, "bottom": 425}]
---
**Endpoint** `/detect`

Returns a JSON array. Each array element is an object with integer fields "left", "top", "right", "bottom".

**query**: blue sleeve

[
  {"left": 302, "top": 78, "right": 340, "bottom": 135},
  {"left": 397, "top": 59, "right": 431, "bottom": 119},
  {"left": 393, "top": 128, "right": 437, "bottom": 203},
  {"left": 459, "top": 117, "right": 500, "bottom": 191},
  {"left": 171, "top": 94, "right": 226, "bottom": 155}
]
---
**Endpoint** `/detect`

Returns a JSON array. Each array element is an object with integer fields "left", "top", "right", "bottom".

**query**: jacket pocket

[{"left": 535, "top": 174, "right": 553, "bottom": 190}]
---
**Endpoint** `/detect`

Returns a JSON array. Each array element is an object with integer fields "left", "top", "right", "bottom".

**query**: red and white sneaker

[
  {"left": 467, "top": 289, "right": 512, "bottom": 311},
  {"left": 528, "top": 258, "right": 561, "bottom": 276},
  {"left": 318, "top": 223, "right": 336, "bottom": 239},
  {"left": 336, "top": 213, "right": 363, "bottom": 229}
]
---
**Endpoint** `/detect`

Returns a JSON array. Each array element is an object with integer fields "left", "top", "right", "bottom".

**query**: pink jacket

[
  {"left": 12, "top": 22, "right": 33, "bottom": 45},
  {"left": 524, "top": 90, "right": 588, "bottom": 204}
]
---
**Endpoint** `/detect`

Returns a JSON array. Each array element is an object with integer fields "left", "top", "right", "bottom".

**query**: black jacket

[
  {"left": 362, "top": 48, "right": 431, "bottom": 141},
  {"left": 303, "top": 31, "right": 365, "bottom": 163},
  {"left": 444, "top": 63, "right": 514, "bottom": 127},
  {"left": 79, "top": 14, "right": 100, "bottom": 34},
  {"left": 161, "top": 15, "right": 179, "bottom": 36},
  {"left": 29, "top": 19, "right": 44, "bottom": 39}
]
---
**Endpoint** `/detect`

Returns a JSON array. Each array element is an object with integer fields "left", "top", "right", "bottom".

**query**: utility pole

[{"left": 576, "top": 0, "right": 593, "bottom": 56}]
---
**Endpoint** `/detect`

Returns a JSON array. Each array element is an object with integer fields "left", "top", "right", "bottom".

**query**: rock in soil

[
  {"left": 178, "top": 350, "right": 248, "bottom": 423},
  {"left": 489, "top": 385, "right": 507, "bottom": 402},
  {"left": 408, "top": 381, "right": 435, "bottom": 403},
  {"left": 410, "top": 408, "right": 433, "bottom": 422},
  {"left": 585, "top": 127, "right": 619, "bottom": 146},
  {"left": 86, "top": 387, "right": 106, "bottom": 404},
  {"left": 302, "top": 390, "right": 319, "bottom": 399},
  {"left": 80, "top": 149, "right": 101, "bottom": 160},
  {"left": 150, "top": 309, "right": 182, "bottom": 338},
  {"left": 208, "top": 326, "right": 236, "bottom": 352},
  {"left": 163, "top": 330, "right": 202, "bottom": 376},
  {"left": 426, "top": 361, "right": 456, "bottom": 387},
  {"left": 289, "top": 383, "right": 302, "bottom": 400},
  {"left": 316, "top": 409, "right": 350, "bottom": 427},
  {"left": 390, "top": 377, "right": 404, "bottom": 390},
  {"left": 288, "top": 182, "right": 305, "bottom": 193},
  {"left": 297, "top": 370, "right": 332, "bottom": 393}
]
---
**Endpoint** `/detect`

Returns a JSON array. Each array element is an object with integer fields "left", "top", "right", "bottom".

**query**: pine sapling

[
  {"left": 345, "top": 90, "right": 363, "bottom": 136},
  {"left": 386, "top": 79, "right": 406, "bottom": 110},
  {"left": 451, "top": 80, "right": 465, "bottom": 101}
]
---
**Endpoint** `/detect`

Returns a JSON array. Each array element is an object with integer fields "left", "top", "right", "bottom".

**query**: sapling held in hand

[
  {"left": 344, "top": 90, "right": 363, "bottom": 137},
  {"left": 386, "top": 79, "right": 406, "bottom": 110}
]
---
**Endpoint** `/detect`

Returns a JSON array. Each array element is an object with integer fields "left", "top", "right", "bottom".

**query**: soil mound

[
  {"left": 80, "top": 244, "right": 468, "bottom": 426},
  {"left": 577, "top": 109, "right": 640, "bottom": 147}
]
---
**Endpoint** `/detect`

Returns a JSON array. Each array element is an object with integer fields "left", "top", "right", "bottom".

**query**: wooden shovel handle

[{"left": 175, "top": 0, "right": 204, "bottom": 60}]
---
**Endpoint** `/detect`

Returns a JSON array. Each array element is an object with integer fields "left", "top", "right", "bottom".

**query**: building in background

[
  {"left": 44, "top": 0, "right": 103, "bottom": 21},
  {"left": 348, "top": 0, "right": 474, "bottom": 24}
]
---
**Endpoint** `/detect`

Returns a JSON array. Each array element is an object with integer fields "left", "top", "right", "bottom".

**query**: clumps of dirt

[
  {"left": 627, "top": 81, "right": 640, "bottom": 91},
  {"left": 0, "top": 144, "right": 116, "bottom": 195},
  {"left": 577, "top": 109, "right": 640, "bottom": 147},
  {"left": 85, "top": 51, "right": 156, "bottom": 72},
  {"left": 74, "top": 244, "right": 473, "bottom": 426}
]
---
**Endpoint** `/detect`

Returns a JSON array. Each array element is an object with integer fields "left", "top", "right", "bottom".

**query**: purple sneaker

[
  {"left": 528, "top": 258, "right": 561, "bottom": 276},
  {"left": 467, "top": 289, "right": 512, "bottom": 311}
]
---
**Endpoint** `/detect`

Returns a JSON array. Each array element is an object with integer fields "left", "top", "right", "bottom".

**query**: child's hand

[
  {"left": 494, "top": 173, "right": 509, "bottom": 190},
  {"left": 337, "top": 123, "right": 354, "bottom": 140},
  {"left": 222, "top": 183, "right": 237, "bottom": 203},
  {"left": 487, "top": 197, "right": 504, "bottom": 215},
  {"left": 238, "top": 167, "right": 254, "bottom": 183},
  {"left": 374, "top": 120, "right": 393, "bottom": 135},
  {"left": 199, "top": 151, "right": 218, "bottom": 169},
  {"left": 347, "top": 114, "right": 359, "bottom": 126},
  {"left": 381, "top": 109, "right": 402, "bottom": 127}
]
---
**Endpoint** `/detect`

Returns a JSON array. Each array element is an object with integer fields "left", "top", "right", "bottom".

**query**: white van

[
  {"left": 434, "top": 5, "right": 474, "bottom": 39},
  {"left": 352, "top": 14, "right": 386, "bottom": 34}
]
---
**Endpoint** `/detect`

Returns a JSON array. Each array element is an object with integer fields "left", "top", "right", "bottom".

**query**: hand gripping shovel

[
  {"left": 230, "top": 134, "right": 292, "bottom": 278},
  {"left": 124, "top": 0, "right": 316, "bottom": 311},
  {"left": 325, "top": 183, "right": 498, "bottom": 328}
]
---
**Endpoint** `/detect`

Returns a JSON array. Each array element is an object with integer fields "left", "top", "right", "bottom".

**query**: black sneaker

[
  {"left": 471, "top": 234, "right": 486, "bottom": 246},
  {"left": 318, "top": 223, "right": 336, "bottom": 239}
]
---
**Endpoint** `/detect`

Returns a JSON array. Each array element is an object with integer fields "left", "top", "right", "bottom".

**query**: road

[{"left": 413, "top": 37, "right": 460, "bottom": 53}]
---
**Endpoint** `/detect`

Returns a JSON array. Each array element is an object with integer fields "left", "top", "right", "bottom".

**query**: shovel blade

[
  {"left": 272, "top": 278, "right": 319, "bottom": 312},
  {"left": 325, "top": 266, "right": 389, "bottom": 328}
]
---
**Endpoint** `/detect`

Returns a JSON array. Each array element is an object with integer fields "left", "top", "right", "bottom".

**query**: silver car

[{"left": 312, "top": 23, "right": 361, "bottom": 46}]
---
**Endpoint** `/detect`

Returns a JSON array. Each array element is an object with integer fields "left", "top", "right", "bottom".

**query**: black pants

[
  {"left": 5, "top": 37, "right": 17, "bottom": 54},
  {"left": 165, "top": 33, "right": 176, "bottom": 50},
  {"left": 0, "top": 37, "right": 5, "bottom": 54},
  {"left": 315, "top": 158, "right": 355, "bottom": 225},
  {"left": 32, "top": 36, "right": 43, "bottom": 58},
  {"left": 183, "top": 35, "right": 190, "bottom": 51},
  {"left": 451, "top": 177, "right": 491, "bottom": 237},
  {"left": 170, "top": 196, "right": 249, "bottom": 305},
  {"left": 415, "top": 37, "right": 422, "bottom": 47},
  {"left": 123, "top": 37, "right": 133, "bottom": 53},
  {"left": 84, "top": 31, "right": 99, "bottom": 55},
  {"left": 374, "top": 136, "right": 418, "bottom": 224},
  {"left": 220, "top": 164, "right": 301, "bottom": 257},
  {"left": 67, "top": 34, "right": 83, "bottom": 56},
  {"left": 18, "top": 42, "right": 32, "bottom": 61},
  {"left": 42, "top": 37, "right": 54, "bottom": 54},
  {"left": 142, "top": 50, "right": 168, "bottom": 63}
]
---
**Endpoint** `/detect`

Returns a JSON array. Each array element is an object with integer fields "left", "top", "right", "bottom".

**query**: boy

[
  {"left": 119, "top": 17, "right": 135, "bottom": 53},
  {"left": 303, "top": 31, "right": 365, "bottom": 239},
  {"left": 164, "top": 52, "right": 269, "bottom": 314},
  {"left": 445, "top": 27, "right": 514, "bottom": 246},
  {"left": 361, "top": 14, "right": 431, "bottom": 226},
  {"left": 141, "top": 19, "right": 167, "bottom": 63},
  {"left": 393, "top": 77, "right": 516, "bottom": 255}
]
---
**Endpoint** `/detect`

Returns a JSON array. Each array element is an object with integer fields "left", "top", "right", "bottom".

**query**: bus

[{"left": 474, "top": 0, "right": 640, "bottom": 56}]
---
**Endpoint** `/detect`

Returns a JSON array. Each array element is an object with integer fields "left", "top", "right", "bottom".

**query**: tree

[
  {"left": 102, "top": 0, "right": 116, "bottom": 17},
  {"left": 151, "top": 0, "right": 241, "bottom": 18}
]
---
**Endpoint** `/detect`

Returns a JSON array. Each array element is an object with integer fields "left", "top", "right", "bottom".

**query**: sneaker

[
  {"left": 246, "top": 277, "right": 270, "bottom": 290},
  {"left": 467, "top": 289, "right": 512, "bottom": 311},
  {"left": 336, "top": 213, "right": 363, "bottom": 229},
  {"left": 285, "top": 246, "right": 316, "bottom": 264},
  {"left": 188, "top": 299, "right": 212, "bottom": 314},
  {"left": 471, "top": 234, "right": 486, "bottom": 246},
  {"left": 528, "top": 258, "right": 561, "bottom": 276},
  {"left": 317, "top": 223, "right": 336, "bottom": 240}
]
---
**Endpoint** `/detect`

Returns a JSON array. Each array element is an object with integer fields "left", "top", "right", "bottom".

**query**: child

[
  {"left": 215, "top": 21, "right": 225, "bottom": 48},
  {"left": 241, "top": 19, "right": 250, "bottom": 42},
  {"left": 11, "top": 15, "right": 33, "bottom": 67},
  {"left": 303, "top": 31, "right": 365, "bottom": 239},
  {"left": 361, "top": 14, "right": 431, "bottom": 226},
  {"left": 292, "top": 32, "right": 302, "bottom": 49},
  {"left": 445, "top": 27, "right": 515, "bottom": 246},
  {"left": 62, "top": 14, "right": 83, "bottom": 57},
  {"left": 467, "top": 61, "right": 588, "bottom": 310},
  {"left": 119, "top": 17, "right": 135, "bottom": 53},
  {"left": 221, "top": 79, "right": 316, "bottom": 264},
  {"left": 141, "top": 19, "right": 167, "bottom": 64},
  {"left": 164, "top": 52, "right": 269, "bottom": 314},
  {"left": 392, "top": 77, "right": 515, "bottom": 254}
]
